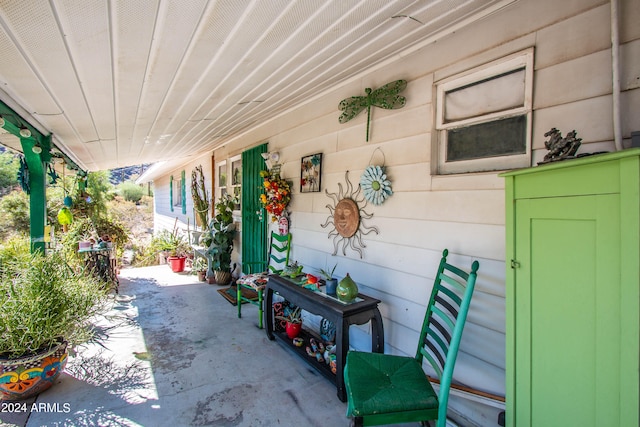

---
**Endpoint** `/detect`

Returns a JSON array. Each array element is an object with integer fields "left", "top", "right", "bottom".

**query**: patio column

[{"left": 19, "top": 133, "right": 51, "bottom": 253}]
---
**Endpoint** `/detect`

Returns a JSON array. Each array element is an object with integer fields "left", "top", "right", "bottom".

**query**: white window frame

[
  {"left": 172, "top": 175, "right": 183, "bottom": 207},
  {"left": 435, "top": 49, "right": 534, "bottom": 174},
  {"left": 215, "top": 155, "right": 242, "bottom": 216},
  {"left": 230, "top": 155, "right": 242, "bottom": 213},
  {"left": 215, "top": 160, "right": 228, "bottom": 201}
]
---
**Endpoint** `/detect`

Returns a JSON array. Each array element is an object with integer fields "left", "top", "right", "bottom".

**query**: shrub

[
  {"left": 0, "top": 241, "right": 108, "bottom": 359},
  {"left": 0, "top": 190, "right": 30, "bottom": 239},
  {"left": 117, "top": 181, "right": 145, "bottom": 203}
]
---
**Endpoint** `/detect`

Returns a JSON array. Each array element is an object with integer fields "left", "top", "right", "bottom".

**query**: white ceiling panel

[{"left": 0, "top": 0, "right": 516, "bottom": 171}]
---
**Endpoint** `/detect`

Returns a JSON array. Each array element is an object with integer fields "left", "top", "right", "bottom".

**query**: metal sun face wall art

[
  {"left": 338, "top": 79, "right": 407, "bottom": 142},
  {"left": 321, "top": 171, "right": 379, "bottom": 258}
]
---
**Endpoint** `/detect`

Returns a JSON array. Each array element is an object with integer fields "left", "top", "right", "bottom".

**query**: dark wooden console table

[{"left": 265, "top": 274, "right": 384, "bottom": 401}]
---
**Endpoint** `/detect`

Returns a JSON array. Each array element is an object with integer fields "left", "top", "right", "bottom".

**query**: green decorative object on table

[{"left": 336, "top": 273, "right": 358, "bottom": 303}]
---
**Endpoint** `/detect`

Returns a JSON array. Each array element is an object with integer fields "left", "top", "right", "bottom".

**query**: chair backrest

[
  {"left": 267, "top": 231, "right": 291, "bottom": 274},
  {"left": 415, "top": 249, "right": 479, "bottom": 419}
]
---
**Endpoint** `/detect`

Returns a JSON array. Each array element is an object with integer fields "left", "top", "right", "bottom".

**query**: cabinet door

[{"left": 513, "top": 194, "right": 620, "bottom": 427}]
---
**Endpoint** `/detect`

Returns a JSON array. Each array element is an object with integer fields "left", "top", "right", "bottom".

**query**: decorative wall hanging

[
  {"left": 17, "top": 156, "right": 29, "bottom": 194},
  {"left": 260, "top": 169, "right": 291, "bottom": 222},
  {"left": 338, "top": 79, "right": 407, "bottom": 142},
  {"left": 539, "top": 127, "right": 582, "bottom": 164},
  {"left": 300, "top": 153, "right": 322, "bottom": 193},
  {"left": 321, "top": 171, "right": 379, "bottom": 258},
  {"left": 360, "top": 147, "right": 392, "bottom": 205}
]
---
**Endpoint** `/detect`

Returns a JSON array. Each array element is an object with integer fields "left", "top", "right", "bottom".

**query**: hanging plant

[{"left": 259, "top": 170, "right": 291, "bottom": 222}]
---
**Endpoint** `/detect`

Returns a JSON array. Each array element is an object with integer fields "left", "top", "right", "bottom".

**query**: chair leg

[
  {"left": 257, "top": 289, "right": 263, "bottom": 329},
  {"left": 237, "top": 285, "right": 242, "bottom": 318}
]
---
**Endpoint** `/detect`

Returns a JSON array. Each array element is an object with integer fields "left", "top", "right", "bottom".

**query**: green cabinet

[{"left": 502, "top": 150, "right": 640, "bottom": 427}]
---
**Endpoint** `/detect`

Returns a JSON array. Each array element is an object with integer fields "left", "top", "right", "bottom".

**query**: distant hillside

[{"left": 109, "top": 165, "right": 150, "bottom": 185}]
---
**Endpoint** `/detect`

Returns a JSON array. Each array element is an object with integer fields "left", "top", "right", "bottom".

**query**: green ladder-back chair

[
  {"left": 344, "top": 249, "right": 479, "bottom": 427},
  {"left": 236, "top": 231, "right": 291, "bottom": 329}
]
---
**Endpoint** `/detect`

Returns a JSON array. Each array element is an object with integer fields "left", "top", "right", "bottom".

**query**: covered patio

[{"left": 3, "top": 265, "right": 366, "bottom": 427}]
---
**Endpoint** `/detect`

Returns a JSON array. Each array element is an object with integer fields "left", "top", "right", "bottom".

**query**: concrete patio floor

[{"left": 1, "top": 265, "right": 423, "bottom": 427}]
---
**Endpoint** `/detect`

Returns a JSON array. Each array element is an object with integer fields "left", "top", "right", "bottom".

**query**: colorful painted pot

[{"left": 0, "top": 340, "right": 68, "bottom": 400}]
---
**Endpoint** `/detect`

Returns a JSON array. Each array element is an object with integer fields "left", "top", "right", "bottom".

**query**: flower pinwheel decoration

[
  {"left": 260, "top": 170, "right": 291, "bottom": 221},
  {"left": 360, "top": 165, "right": 392, "bottom": 205}
]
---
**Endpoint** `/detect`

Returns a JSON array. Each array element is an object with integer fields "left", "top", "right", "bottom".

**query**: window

[
  {"left": 230, "top": 156, "right": 241, "bottom": 211},
  {"left": 216, "top": 157, "right": 242, "bottom": 213},
  {"left": 436, "top": 49, "right": 533, "bottom": 174},
  {"left": 217, "top": 161, "right": 228, "bottom": 200},
  {"left": 172, "top": 172, "right": 184, "bottom": 210}
]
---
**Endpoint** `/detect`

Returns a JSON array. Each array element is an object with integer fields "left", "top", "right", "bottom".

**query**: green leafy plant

[
  {"left": 60, "top": 216, "right": 129, "bottom": 269},
  {"left": 192, "top": 256, "right": 207, "bottom": 273},
  {"left": 116, "top": 181, "right": 145, "bottom": 203},
  {"left": 275, "top": 306, "right": 302, "bottom": 324},
  {"left": 153, "top": 228, "right": 190, "bottom": 258},
  {"left": 318, "top": 263, "right": 337, "bottom": 280},
  {"left": 207, "top": 194, "right": 236, "bottom": 272},
  {"left": 0, "top": 239, "right": 108, "bottom": 359}
]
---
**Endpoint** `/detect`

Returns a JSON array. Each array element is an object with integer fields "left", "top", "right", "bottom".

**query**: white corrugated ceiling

[{"left": 0, "top": 0, "right": 514, "bottom": 171}]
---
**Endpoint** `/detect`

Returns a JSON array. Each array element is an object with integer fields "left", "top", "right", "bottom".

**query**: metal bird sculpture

[{"left": 338, "top": 79, "right": 407, "bottom": 141}]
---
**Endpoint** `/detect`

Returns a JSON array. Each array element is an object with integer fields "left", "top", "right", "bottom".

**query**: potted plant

[
  {"left": 207, "top": 194, "right": 236, "bottom": 285},
  {"left": 154, "top": 228, "right": 190, "bottom": 272},
  {"left": 0, "top": 239, "right": 108, "bottom": 400},
  {"left": 319, "top": 263, "right": 338, "bottom": 296},
  {"left": 275, "top": 306, "right": 302, "bottom": 339},
  {"left": 192, "top": 256, "right": 207, "bottom": 281}
]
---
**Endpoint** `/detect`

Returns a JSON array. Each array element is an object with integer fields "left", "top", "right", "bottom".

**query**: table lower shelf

[{"left": 271, "top": 328, "right": 337, "bottom": 385}]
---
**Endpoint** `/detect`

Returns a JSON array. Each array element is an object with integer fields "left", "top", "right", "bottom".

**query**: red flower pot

[
  {"left": 167, "top": 256, "right": 186, "bottom": 273},
  {"left": 285, "top": 322, "right": 302, "bottom": 339}
]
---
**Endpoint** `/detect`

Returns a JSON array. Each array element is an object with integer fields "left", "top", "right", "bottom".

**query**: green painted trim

[
  {"left": 181, "top": 170, "right": 186, "bottom": 214},
  {"left": 20, "top": 135, "right": 48, "bottom": 253},
  {"left": 170, "top": 175, "right": 174, "bottom": 211},
  {"left": 499, "top": 148, "right": 640, "bottom": 177}
]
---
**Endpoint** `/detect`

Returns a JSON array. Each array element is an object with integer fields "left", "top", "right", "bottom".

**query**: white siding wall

[
  {"left": 154, "top": 155, "right": 214, "bottom": 237},
  {"left": 155, "top": 0, "right": 639, "bottom": 424}
]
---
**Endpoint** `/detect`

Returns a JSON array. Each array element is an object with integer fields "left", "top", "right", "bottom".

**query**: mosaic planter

[{"left": 0, "top": 340, "right": 68, "bottom": 400}]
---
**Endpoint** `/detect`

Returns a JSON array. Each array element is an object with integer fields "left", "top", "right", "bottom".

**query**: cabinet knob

[{"left": 510, "top": 259, "right": 520, "bottom": 269}]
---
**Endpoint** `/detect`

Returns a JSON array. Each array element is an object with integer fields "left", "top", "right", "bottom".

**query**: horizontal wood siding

[{"left": 149, "top": 0, "right": 639, "bottom": 422}]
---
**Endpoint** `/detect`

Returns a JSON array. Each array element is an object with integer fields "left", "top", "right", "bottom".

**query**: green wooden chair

[
  {"left": 236, "top": 231, "right": 291, "bottom": 329},
  {"left": 344, "top": 249, "right": 479, "bottom": 427}
]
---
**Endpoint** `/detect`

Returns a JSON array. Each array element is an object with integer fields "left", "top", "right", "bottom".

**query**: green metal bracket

[{"left": 0, "top": 101, "right": 87, "bottom": 253}]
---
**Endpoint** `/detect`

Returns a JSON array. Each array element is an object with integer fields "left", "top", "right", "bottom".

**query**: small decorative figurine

[{"left": 540, "top": 128, "right": 582, "bottom": 164}]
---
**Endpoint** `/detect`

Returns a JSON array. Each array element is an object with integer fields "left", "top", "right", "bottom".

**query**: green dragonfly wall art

[{"left": 338, "top": 79, "right": 407, "bottom": 142}]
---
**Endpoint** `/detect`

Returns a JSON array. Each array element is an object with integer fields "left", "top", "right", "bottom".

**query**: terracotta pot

[
  {"left": 286, "top": 322, "right": 302, "bottom": 339},
  {"left": 197, "top": 270, "right": 206, "bottom": 281},
  {"left": 167, "top": 256, "right": 186, "bottom": 273},
  {"left": 0, "top": 340, "right": 68, "bottom": 400}
]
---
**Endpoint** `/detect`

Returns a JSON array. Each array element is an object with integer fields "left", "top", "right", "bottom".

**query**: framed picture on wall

[{"left": 300, "top": 153, "right": 322, "bottom": 193}]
